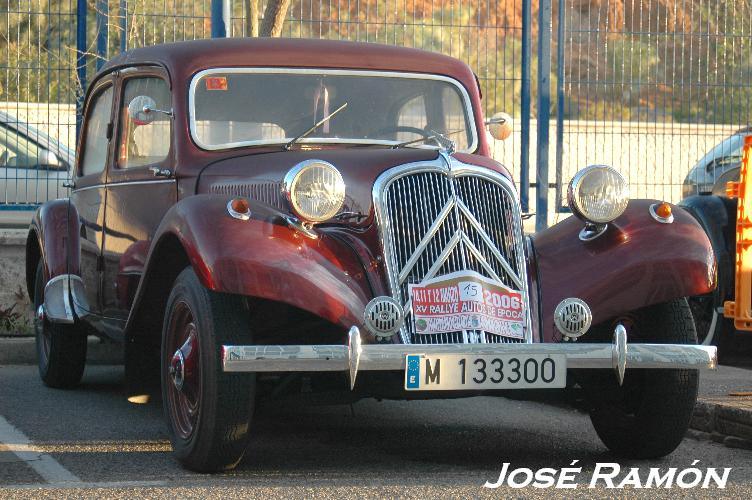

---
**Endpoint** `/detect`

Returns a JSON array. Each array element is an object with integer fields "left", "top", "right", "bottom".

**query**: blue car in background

[{"left": 0, "top": 111, "right": 74, "bottom": 227}]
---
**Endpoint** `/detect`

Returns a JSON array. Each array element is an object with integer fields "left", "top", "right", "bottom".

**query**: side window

[
  {"left": 80, "top": 86, "right": 114, "bottom": 176},
  {"left": 118, "top": 77, "right": 171, "bottom": 168}
]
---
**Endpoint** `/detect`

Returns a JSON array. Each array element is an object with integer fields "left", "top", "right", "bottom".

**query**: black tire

[
  {"left": 33, "top": 261, "right": 87, "bottom": 389},
  {"left": 161, "top": 267, "right": 255, "bottom": 472},
  {"left": 580, "top": 298, "right": 699, "bottom": 459},
  {"left": 681, "top": 197, "right": 736, "bottom": 359}
]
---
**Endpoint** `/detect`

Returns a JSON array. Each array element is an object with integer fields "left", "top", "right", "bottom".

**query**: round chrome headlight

[
  {"left": 283, "top": 160, "right": 346, "bottom": 223},
  {"left": 567, "top": 165, "right": 629, "bottom": 224}
]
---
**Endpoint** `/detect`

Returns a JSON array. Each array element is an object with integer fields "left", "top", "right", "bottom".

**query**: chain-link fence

[
  {"left": 1, "top": 1, "right": 79, "bottom": 210},
  {"left": 553, "top": 0, "right": 752, "bottom": 219},
  {"left": 1, "top": 0, "right": 751, "bottom": 228}
]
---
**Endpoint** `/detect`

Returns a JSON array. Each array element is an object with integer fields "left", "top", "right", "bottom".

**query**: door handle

[{"left": 149, "top": 167, "right": 172, "bottom": 178}]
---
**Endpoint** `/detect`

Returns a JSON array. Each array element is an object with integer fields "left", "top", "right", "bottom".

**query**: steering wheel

[{"left": 371, "top": 125, "right": 440, "bottom": 146}]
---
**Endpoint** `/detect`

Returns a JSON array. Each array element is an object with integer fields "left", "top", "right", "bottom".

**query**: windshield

[{"left": 189, "top": 69, "right": 476, "bottom": 151}]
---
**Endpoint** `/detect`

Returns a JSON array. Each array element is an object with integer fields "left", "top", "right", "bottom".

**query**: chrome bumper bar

[{"left": 221, "top": 326, "right": 717, "bottom": 389}]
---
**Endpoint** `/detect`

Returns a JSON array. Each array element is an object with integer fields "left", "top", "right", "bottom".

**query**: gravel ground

[{"left": 0, "top": 364, "right": 750, "bottom": 498}]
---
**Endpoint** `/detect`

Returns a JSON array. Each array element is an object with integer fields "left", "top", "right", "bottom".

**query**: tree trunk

[
  {"left": 244, "top": 0, "right": 258, "bottom": 37},
  {"left": 260, "top": 0, "right": 291, "bottom": 37}
]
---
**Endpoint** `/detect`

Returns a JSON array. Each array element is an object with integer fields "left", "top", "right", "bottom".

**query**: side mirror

[
  {"left": 486, "top": 112, "right": 513, "bottom": 141},
  {"left": 128, "top": 95, "right": 158, "bottom": 125},
  {"left": 127, "top": 95, "right": 173, "bottom": 125}
]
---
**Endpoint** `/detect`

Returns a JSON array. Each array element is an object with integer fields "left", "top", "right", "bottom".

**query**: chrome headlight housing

[
  {"left": 567, "top": 165, "right": 629, "bottom": 224},
  {"left": 283, "top": 160, "right": 346, "bottom": 223}
]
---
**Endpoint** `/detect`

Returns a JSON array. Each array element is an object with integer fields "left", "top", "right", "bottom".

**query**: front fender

[
  {"left": 145, "top": 194, "right": 373, "bottom": 333},
  {"left": 532, "top": 200, "right": 716, "bottom": 342}
]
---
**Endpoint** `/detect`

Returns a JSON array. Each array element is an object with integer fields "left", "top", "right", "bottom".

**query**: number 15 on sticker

[{"left": 459, "top": 281, "right": 483, "bottom": 302}]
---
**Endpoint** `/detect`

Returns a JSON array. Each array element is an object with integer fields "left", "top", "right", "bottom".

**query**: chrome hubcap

[{"left": 169, "top": 349, "right": 185, "bottom": 391}]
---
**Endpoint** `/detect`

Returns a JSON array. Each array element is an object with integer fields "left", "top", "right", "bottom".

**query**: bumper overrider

[{"left": 221, "top": 325, "right": 717, "bottom": 390}]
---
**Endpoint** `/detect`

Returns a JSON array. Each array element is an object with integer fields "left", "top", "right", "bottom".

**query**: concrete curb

[
  {"left": 0, "top": 336, "right": 122, "bottom": 366},
  {"left": 0, "top": 228, "right": 28, "bottom": 246},
  {"left": 689, "top": 398, "right": 752, "bottom": 449}
]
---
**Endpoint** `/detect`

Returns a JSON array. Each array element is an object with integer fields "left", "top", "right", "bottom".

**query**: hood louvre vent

[{"left": 210, "top": 182, "right": 284, "bottom": 211}]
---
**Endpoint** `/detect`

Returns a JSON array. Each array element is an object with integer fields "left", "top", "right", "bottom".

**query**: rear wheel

[
  {"left": 687, "top": 251, "right": 734, "bottom": 358},
  {"left": 33, "top": 261, "right": 87, "bottom": 389},
  {"left": 161, "top": 267, "right": 255, "bottom": 472},
  {"left": 580, "top": 298, "right": 699, "bottom": 458}
]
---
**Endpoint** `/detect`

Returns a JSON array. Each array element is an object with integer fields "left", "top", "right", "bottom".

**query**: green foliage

[
  {"left": 0, "top": 302, "right": 31, "bottom": 336},
  {"left": 0, "top": 0, "right": 750, "bottom": 124}
]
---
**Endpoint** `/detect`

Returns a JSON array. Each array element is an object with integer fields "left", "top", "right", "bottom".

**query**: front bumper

[{"left": 221, "top": 326, "right": 717, "bottom": 389}]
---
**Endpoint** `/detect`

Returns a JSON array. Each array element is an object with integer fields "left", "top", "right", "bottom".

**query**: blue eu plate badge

[{"left": 405, "top": 355, "right": 421, "bottom": 389}]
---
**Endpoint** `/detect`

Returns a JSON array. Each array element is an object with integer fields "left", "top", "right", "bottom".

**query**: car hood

[{"left": 196, "top": 148, "right": 514, "bottom": 225}]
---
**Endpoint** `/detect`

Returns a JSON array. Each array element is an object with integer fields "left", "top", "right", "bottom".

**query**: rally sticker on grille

[{"left": 408, "top": 270, "right": 524, "bottom": 339}]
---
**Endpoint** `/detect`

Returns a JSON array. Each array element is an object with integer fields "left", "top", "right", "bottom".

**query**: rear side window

[
  {"left": 80, "top": 86, "right": 113, "bottom": 176},
  {"left": 118, "top": 77, "right": 171, "bottom": 168}
]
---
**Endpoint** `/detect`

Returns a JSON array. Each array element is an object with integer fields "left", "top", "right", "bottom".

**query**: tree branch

[
  {"left": 260, "top": 0, "right": 291, "bottom": 37},
  {"left": 245, "top": 0, "right": 258, "bottom": 37}
]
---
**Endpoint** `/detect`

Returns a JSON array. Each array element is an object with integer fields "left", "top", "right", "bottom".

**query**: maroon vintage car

[{"left": 27, "top": 38, "right": 717, "bottom": 472}]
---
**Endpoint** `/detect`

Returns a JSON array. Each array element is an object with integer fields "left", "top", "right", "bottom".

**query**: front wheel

[
  {"left": 579, "top": 298, "right": 699, "bottom": 459},
  {"left": 161, "top": 267, "right": 255, "bottom": 472},
  {"left": 687, "top": 249, "right": 734, "bottom": 358}
]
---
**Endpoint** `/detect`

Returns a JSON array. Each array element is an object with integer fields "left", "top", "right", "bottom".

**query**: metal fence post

[
  {"left": 536, "top": 0, "right": 552, "bottom": 231},
  {"left": 95, "top": 0, "right": 108, "bottom": 71},
  {"left": 120, "top": 0, "right": 128, "bottom": 52},
  {"left": 554, "top": 0, "right": 567, "bottom": 213},
  {"left": 75, "top": 0, "right": 87, "bottom": 142},
  {"left": 211, "top": 0, "right": 226, "bottom": 38},
  {"left": 520, "top": 0, "right": 531, "bottom": 214}
]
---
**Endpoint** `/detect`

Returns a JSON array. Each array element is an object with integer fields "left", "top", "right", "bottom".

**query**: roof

[
  {"left": 97, "top": 38, "right": 490, "bottom": 159},
  {"left": 101, "top": 38, "right": 478, "bottom": 89}
]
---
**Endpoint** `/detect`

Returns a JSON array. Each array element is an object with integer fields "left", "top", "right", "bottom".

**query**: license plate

[{"left": 404, "top": 354, "right": 566, "bottom": 391}]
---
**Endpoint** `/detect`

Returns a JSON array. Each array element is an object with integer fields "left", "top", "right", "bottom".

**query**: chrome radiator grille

[{"left": 375, "top": 162, "right": 530, "bottom": 345}]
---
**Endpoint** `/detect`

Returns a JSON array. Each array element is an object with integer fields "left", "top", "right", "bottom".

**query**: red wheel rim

[{"left": 166, "top": 301, "right": 201, "bottom": 440}]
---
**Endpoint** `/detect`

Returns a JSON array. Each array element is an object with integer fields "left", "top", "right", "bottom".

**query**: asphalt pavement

[{"left": 0, "top": 364, "right": 751, "bottom": 498}]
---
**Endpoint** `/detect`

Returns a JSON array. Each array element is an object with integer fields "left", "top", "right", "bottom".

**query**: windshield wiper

[
  {"left": 390, "top": 129, "right": 463, "bottom": 151},
  {"left": 284, "top": 102, "right": 348, "bottom": 151}
]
